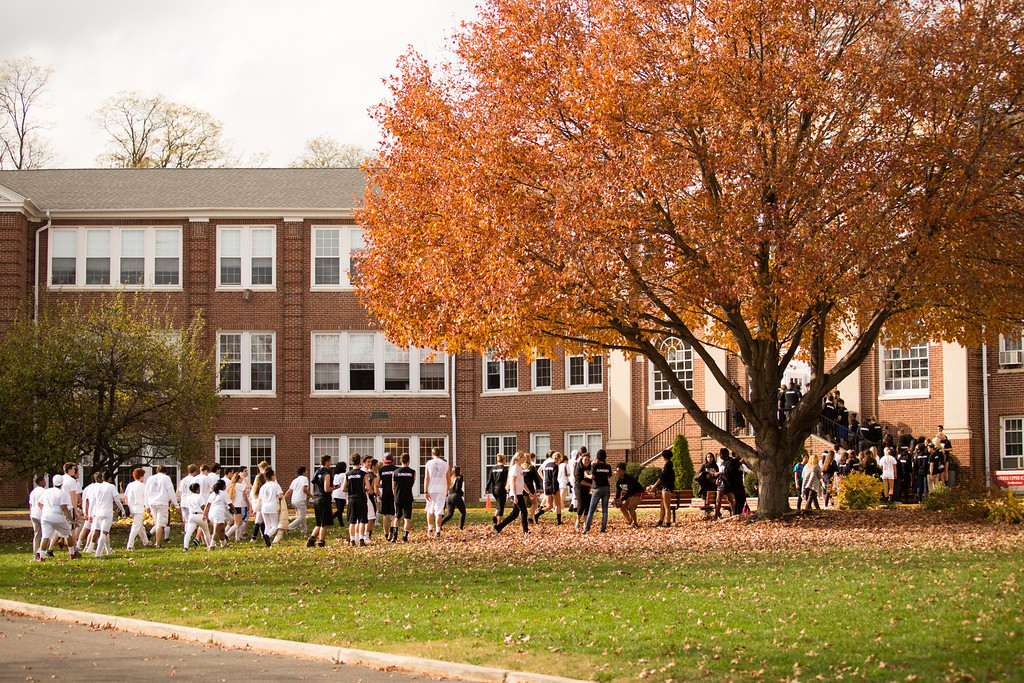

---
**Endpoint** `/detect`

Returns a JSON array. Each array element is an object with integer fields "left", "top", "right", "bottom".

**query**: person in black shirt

[
  {"left": 895, "top": 447, "right": 912, "bottom": 503},
  {"left": 439, "top": 466, "right": 467, "bottom": 530},
  {"left": 539, "top": 452, "right": 560, "bottom": 523},
  {"left": 392, "top": 453, "right": 417, "bottom": 542},
  {"left": 646, "top": 449, "right": 675, "bottom": 527},
  {"left": 573, "top": 453, "right": 592, "bottom": 530},
  {"left": 306, "top": 454, "right": 337, "bottom": 548},
  {"left": 913, "top": 445, "right": 930, "bottom": 501},
  {"left": 584, "top": 450, "right": 613, "bottom": 533},
  {"left": 487, "top": 454, "right": 509, "bottom": 523},
  {"left": 377, "top": 453, "right": 398, "bottom": 542},
  {"left": 928, "top": 442, "right": 948, "bottom": 490},
  {"left": 523, "top": 453, "right": 542, "bottom": 523},
  {"left": 613, "top": 463, "right": 644, "bottom": 528},
  {"left": 342, "top": 454, "right": 368, "bottom": 546}
]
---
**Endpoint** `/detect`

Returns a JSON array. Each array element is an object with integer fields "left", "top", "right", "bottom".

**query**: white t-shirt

[
  {"left": 145, "top": 472, "right": 177, "bottom": 506},
  {"left": 28, "top": 485, "right": 46, "bottom": 520},
  {"left": 231, "top": 480, "right": 249, "bottom": 508},
  {"left": 332, "top": 473, "right": 346, "bottom": 501},
  {"left": 124, "top": 480, "right": 147, "bottom": 510},
  {"left": 508, "top": 463, "right": 525, "bottom": 496},
  {"left": 90, "top": 482, "right": 124, "bottom": 518},
  {"left": 197, "top": 473, "right": 214, "bottom": 500},
  {"left": 182, "top": 492, "right": 204, "bottom": 519},
  {"left": 425, "top": 458, "right": 449, "bottom": 493},
  {"left": 558, "top": 462, "right": 571, "bottom": 488},
  {"left": 62, "top": 474, "right": 82, "bottom": 508},
  {"left": 288, "top": 476, "right": 310, "bottom": 505},
  {"left": 81, "top": 483, "right": 99, "bottom": 518},
  {"left": 879, "top": 454, "right": 898, "bottom": 479},
  {"left": 40, "top": 487, "right": 70, "bottom": 524},
  {"left": 179, "top": 474, "right": 194, "bottom": 500},
  {"left": 259, "top": 481, "right": 283, "bottom": 512},
  {"left": 207, "top": 491, "right": 232, "bottom": 523}
]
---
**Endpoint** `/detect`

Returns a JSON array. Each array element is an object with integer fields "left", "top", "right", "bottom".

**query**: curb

[{"left": 0, "top": 599, "right": 586, "bottom": 683}]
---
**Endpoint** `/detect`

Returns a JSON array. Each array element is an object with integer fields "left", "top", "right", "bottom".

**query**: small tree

[
  {"left": 0, "top": 295, "right": 223, "bottom": 479},
  {"left": 672, "top": 434, "right": 694, "bottom": 492},
  {"left": 289, "top": 135, "right": 373, "bottom": 168}
]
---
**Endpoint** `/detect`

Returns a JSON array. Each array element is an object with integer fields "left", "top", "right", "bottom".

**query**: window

[
  {"left": 419, "top": 437, "right": 447, "bottom": 495},
  {"left": 531, "top": 433, "right": 551, "bottom": 456},
  {"left": 484, "top": 352, "right": 518, "bottom": 392},
  {"left": 310, "top": 332, "right": 448, "bottom": 394},
  {"left": 217, "top": 435, "right": 275, "bottom": 470},
  {"left": 568, "top": 354, "right": 603, "bottom": 389},
  {"left": 999, "top": 332, "right": 1024, "bottom": 368},
  {"left": 311, "top": 226, "right": 364, "bottom": 288},
  {"left": 532, "top": 354, "right": 552, "bottom": 390},
  {"left": 565, "top": 431, "right": 602, "bottom": 456},
  {"left": 881, "top": 343, "right": 929, "bottom": 395},
  {"left": 482, "top": 434, "right": 517, "bottom": 498},
  {"left": 218, "top": 331, "right": 275, "bottom": 394},
  {"left": 217, "top": 226, "right": 275, "bottom": 288},
  {"left": 349, "top": 436, "right": 376, "bottom": 463},
  {"left": 1001, "top": 417, "right": 1024, "bottom": 470},
  {"left": 48, "top": 227, "right": 182, "bottom": 289},
  {"left": 651, "top": 338, "right": 694, "bottom": 404}
]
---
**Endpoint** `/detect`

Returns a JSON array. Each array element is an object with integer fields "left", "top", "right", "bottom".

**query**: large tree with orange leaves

[{"left": 359, "top": 0, "right": 1024, "bottom": 517}]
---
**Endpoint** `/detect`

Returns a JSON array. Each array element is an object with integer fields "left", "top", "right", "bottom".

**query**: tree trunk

[{"left": 753, "top": 432, "right": 797, "bottom": 519}]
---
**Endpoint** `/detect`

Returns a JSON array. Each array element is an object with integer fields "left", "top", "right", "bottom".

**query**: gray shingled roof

[{"left": 0, "top": 168, "right": 366, "bottom": 212}]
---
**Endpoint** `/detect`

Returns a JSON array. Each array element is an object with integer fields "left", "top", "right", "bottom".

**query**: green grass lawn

[{"left": 1, "top": 509, "right": 1022, "bottom": 682}]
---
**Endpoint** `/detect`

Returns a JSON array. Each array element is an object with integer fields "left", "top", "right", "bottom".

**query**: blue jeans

[{"left": 585, "top": 487, "right": 610, "bottom": 532}]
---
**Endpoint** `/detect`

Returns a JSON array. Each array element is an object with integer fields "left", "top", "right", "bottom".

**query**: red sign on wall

[{"left": 994, "top": 470, "right": 1024, "bottom": 487}]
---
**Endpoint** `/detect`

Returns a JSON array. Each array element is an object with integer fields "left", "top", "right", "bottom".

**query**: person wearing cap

[
  {"left": 376, "top": 453, "right": 398, "bottom": 542},
  {"left": 37, "top": 474, "right": 80, "bottom": 561}
]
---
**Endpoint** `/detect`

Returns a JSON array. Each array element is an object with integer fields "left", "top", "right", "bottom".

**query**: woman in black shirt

[
  {"left": 646, "top": 449, "right": 676, "bottom": 527},
  {"left": 439, "top": 466, "right": 466, "bottom": 531},
  {"left": 573, "top": 453, "right": 592, "bottom": 530}
]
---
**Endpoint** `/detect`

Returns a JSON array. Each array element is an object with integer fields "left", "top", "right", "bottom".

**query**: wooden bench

[{"left": 633, "top": 490, "right": 694, "bottom": 523}]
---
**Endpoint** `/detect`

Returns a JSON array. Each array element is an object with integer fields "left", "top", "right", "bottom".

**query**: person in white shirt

[
  {"left": 331, "top": 462, "right": 347, "bottom": 525},
  {"left": 178, "top": 464, "right": 197, "bottom": 519},
  {"left": 203, "top": 479, "right": 233, "bottom": 548},
  {"left": 60, "top": 462, "right": 88, "bottom": 550},
  {"left": 258, "top": 468, "right": 284, "bottom": 546},
  {"left": 286, "top": 467, "right": 311, "bottom": 535},
  {"left": 38, "top": 474, "right": 80, "bottom": 561},
  {"left": 493, "top": 452, "right": 530, "bottom": 535},
  {"left": 879, "top": 446, "right": 899, "bottom": 503},
  {"left": 84, "top": 471, "right": 126, "bottom": 557},
  {"left": 145, "top": 465, "right": 178, "bottom": 547},
  {"left": 225, "top": 471, "right": 250, "bottom": 541},
  {"left": 28, "top": 474, "right": 47, "bottom": 557},
  {"left": 181, "top": 482, "right": 210, "bottom": 551},
  {"left": 423, "top": 447, "right": 451, "bottom": 537},
  {"left": 123, "top": 468, "right": 151, "bottom": 550},
  {"left": 79, "top": 474, "right": 100, "bottom": 553},
  {"left": 197, "top": 464, "right": 214, "bottom": 502}
]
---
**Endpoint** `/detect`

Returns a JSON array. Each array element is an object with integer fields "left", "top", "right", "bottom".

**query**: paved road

[{"left": 0, "top": 613, "right": 445, "bottom": 682}]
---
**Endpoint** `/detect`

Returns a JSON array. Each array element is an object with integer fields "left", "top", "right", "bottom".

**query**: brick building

[{"left": 1, "top": 169, "right": 1021, "bottom": 505}]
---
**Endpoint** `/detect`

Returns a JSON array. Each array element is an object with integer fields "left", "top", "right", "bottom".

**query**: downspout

[
  {"left": 450, "top": 353, "right": 457, "bottom": 471},
  {"left": 34, "top": 210, "right": 52, "bottom": 322},
  {"left": 982, "top": 343, "right": 991, "bottom": 489}
]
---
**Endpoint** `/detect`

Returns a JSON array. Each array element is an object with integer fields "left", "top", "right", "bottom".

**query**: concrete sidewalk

[{"left": 0, "top": 600, "right": 583, "bottom": 683}]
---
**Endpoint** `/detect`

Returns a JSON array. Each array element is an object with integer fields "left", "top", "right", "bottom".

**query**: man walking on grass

[
  {"left": 145, "top": 464, "right": 178, "bottom": 547},
  {"left": 423, "top": 447, "right": 450, "bottom": 537},
  {"left": 37, "top": 474, "right": 80, "bottom": 561},
  {"left": 307, "top": 455, "right": 337, "bottom": 548},
  {"left": 84, "top": 471, "right": 125, "bottom": 558}
]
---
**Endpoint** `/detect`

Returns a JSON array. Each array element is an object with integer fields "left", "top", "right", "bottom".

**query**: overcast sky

[{"left": 1, "top": 0, "right": 481, "bottom": 168}]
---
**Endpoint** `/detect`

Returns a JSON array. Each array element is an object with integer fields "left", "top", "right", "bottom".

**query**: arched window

[{"left": 651, "top": 338, "right": 693, "bottom": 404}]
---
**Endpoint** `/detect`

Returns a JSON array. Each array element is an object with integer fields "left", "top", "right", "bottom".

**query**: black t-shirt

[
  {"left": 914, "top": 452, "right": 930, "bottom": 477},
  {"left": 591, "top": 462, "right": 613, "bottom": 488},
  {"left": 393, "top": 466, "right": 416, "bottom": 500},
  {"left": 345, "top": 469, "right": 366, "bottom": 497},
  {"left": 616, "top": 473, "right": 643, "bottom": 500},
  {"left": 448, "top": 476, "right": 464, "bottom": 497},
  {"left": 488, "top": 465, "right": 508, "bottom": 494},
  {"left": 658, "top": 462, "right": 675, "bottom": 490},
  {"left": 311, "top": 467, "right": 331, "bottom": 498},
  {"left": 523, "top": 465, "right": 541, "bottom": 493},
  {"left": 542, "top": 461, "right": 559, "bottom": 491},
  {"left": 929, "top": 450, "right": 947, "bottom": 473},
  {"left": 574, "top": 462, "right": 591, "bottom": 488},
  {"left": 378, "top": 465, "right": 397, "bottom": 500}
]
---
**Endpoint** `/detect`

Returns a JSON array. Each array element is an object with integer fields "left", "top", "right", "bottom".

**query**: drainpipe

[
  {"left": 982, "top": 343, "right": 991, "bottom": 489},
  {"left": 450, "top": 353, "right": 457, "bottom": 470},
  {"left": 34, "top": 211, "right": 52, "bottom": 322}
]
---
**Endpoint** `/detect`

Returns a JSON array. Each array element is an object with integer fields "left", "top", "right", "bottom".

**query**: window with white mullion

[
  {"left": 567, "top": 354, "right": 602, "bottom": 389},
  {"left": 1000, "top": 417, "right": 1024, "bottom": 470},
  {"left": 218, "top": 331, "right": 275, "bottom": 395},
  {"left": 312, "top": 332, "right": 447, "bottom": 394},
  {"left": 49, "top": 226, "right": 181, "bottom": 289},
  {"left": 532, "top": 352, "right": 552, "bottom": 391},
  {"left": 881, "top": 342, "right": 929, "bottom": 395},
  {"left": 484, "top": 351, "right": 518, "bottom": 392},
  {"left": 999, "top": 331, "right": 1024, "bottom": 368},
  {"left": 310, "top": 226, "right": 364, "bottom": 289},
  {"left": 217, "top": 226, "right": 276, "bottom": 289},
  {"left": 651, "top": 338, "right": 694, "bottom": 405},
  {"left": 217, "top": 434, "right": 275, "bottom": 470},
  {"left": 50, "top": 229, "right": 77, "bottom": 285},
  {"left": 120, "top": 229, "right": 145, "bottom": 285}
]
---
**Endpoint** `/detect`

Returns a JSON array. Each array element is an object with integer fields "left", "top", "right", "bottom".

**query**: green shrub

[
  {"left": 836, "top": 472, "right": 885, "bottom": 510},
  {"left": 672, "top": 434, "right": 695, "bottom": 492},
  {"left": 922, "top": 482, "right": 956, "bottom": 511},
  {"left": 744, "top": 471, "right": 758, "bottom": 498},
  {"left": 625, "top": 463, "right": 644, "bottom": 481},
  {"left": 639, "top": 466, "right": 661, "bottom": 488},
  {"left": 986, "top": 492, "right": 1024, "bottom": 524}
]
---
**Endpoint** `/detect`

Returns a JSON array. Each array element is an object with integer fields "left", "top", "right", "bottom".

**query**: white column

[
  {"left": 605, "top": 351, "right": 633, "bottom": 450},
  {"left": 704, "top": 347, "right": 728, "bottom": 413},
  {"left": 942, "top": 342, "right": 971, "bottom": 440},
  {"left": 835, "top": 336, "right": 861, "bottom": 418}
]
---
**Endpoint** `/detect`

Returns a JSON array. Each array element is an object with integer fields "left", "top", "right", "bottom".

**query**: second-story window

[
  {"left": 48, "top": 227, "right": 182, "bottom": 289},
  {"left": 217, "top": 226, "right": 275, "bottom": 289},
  {"left": 311, "top": 226, "right": 364, "bottom": 289},
  {"left": 218, "top": 331, "right": 275, "bottom": 395},
  {"left": 485, "top": 351, "right": 518, "bottom": 392},
  {"left": 567, "top": 354, "right": 603, "bottom": 389}
]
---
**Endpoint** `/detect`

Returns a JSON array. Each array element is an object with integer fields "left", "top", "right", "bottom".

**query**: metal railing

[{"left": 625, "top": 415, "right": 686, "bottom": 465}]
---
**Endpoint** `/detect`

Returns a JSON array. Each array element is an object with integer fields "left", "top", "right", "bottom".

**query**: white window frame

[
  {"left": 879, "top": 342, "right": 930, "bottom": 398},
  {"left": 310, "top": 434, "right": 447, "bottom": 497},
  {"left": 1000, "top": 416, "right": 1024, "bottom": 470},
  {"left": 998, "top": 332, "right": 1024, "bottom": 369},
  {"left": 216, "top": 434, "right": 275, "bottom": 471},
  {"left": 310, "top": 226, "right": 364, "bottom": 290},
  {"left": 530, "top": 432, "right": 551, "bottom": 457},
  {"left": 565, "top": 431, "right": 602, "bottom": 457},
  {"left": 566, "top": 354, "right": 603, "bottom": 390},
  {"left": 531, "top": 352, "right": 552, "bottom": 391},
  {"left": 47, "top": 226, "right": 183, "bottom": 290},
  {"left": 483, "top": 352, "right": 519, "bottom": 393},
  {"left": 218, "top": 331, "right": 276, "bottom": 396},
  {"left": 310, "top": 332, "right": 448, "bottom": 395},
  {"left": 481, "top": 433, "right": 518, "bottom": 499},
  {"left": 650, "top": 338, "right": 694, "bottom": 406},
  {"left": 216, "top": 225, "right": 276, "bottom": 290}
]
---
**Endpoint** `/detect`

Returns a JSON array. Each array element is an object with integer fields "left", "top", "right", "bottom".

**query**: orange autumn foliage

[{"left": 359, "top": 0, "right": 1024, "bottom": 517}]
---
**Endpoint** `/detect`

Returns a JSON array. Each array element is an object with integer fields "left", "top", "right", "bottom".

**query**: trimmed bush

[
  {"left": 626, "top": 463, "right": 644, "bottom": 481},
  {"left": 744, "top": 471, "right": 758, "bottom": 498},
  {"left": 672, "top": 434, "right": 694, "bottom": 492},
  {"left": 921, "top": 482, "right": 956, "bottom": 511},
  {"left": 836, "top": 472, "right": 885, "bottom": 510},
  {"left": 639, "top": 466, "right": 661, "bottom": 488}
]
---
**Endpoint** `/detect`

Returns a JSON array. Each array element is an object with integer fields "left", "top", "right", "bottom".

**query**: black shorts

[
  {"left": 347, "top": 496, "right": 368, "bottom": 525},
  {"left": 313, "top": 496, "right": 333, "bottom": 527},
  {"left": 395, "top": 497, "right": 414, "bottom": 520},
  {"left": 378, "top": 496, "right": 396, "bottom": 517},
  {"left": 543, "top": 483, "right": 558, "bottom": 496}
]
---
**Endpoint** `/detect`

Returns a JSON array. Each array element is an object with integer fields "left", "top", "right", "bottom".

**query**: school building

[{"left": 1, "top": 168, "right": 1021, "bottom": 504}]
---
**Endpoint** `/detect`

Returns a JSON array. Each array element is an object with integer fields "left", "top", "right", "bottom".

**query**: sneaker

[
  {"left": 359, "top": 539, "right": 367, "bottom": 547},
  {"left": 70, "top": 550, "right": 82, "bottom": 559},
  {"left": 492, "top": 524, "right": 500, "bottom": 535},
  {"left": 263, "top": 534, "right": 272, "bottom": 547},
  {"left": 305, "top": 537, "right": 316, "bottom": 548},
  {"left": 316, "top": 541, "right": 326, "bottom": 547},
  {"left": 35, "top": 555, "right": 45, "bottom": 562}
]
